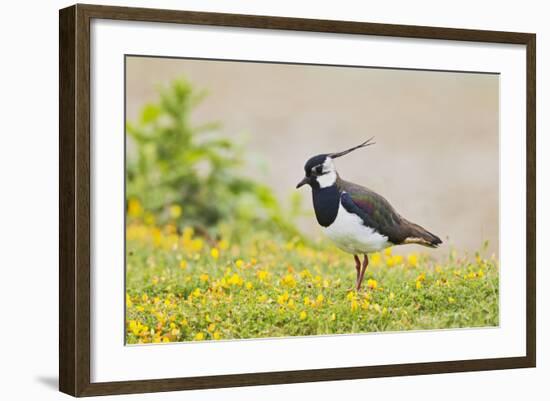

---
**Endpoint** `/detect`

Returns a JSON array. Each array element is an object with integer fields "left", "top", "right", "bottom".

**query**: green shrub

[{"left": 126, "top": 77, "right": 301, "bottom": 241}]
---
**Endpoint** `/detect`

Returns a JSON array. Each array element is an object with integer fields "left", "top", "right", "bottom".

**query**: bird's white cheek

[{"left": 317, "top": 171, "right": 337, "bottom": 188}]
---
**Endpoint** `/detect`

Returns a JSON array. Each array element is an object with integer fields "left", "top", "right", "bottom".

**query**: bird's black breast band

[{"left": 312, "top": 186, "right": 340, "bottom": 227}]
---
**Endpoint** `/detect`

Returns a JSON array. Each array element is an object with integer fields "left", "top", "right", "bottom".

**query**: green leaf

[{"left": 140, "top": 104, "right": 161, "bottom": 125}]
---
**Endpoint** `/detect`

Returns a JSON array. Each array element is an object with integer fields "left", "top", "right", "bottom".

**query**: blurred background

[{"left": 126, "top": 56, "right": 499, "bottom": 257}]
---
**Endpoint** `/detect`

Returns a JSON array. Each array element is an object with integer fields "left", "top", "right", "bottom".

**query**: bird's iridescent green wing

[
  {"left": 337, "top": 178, "right": 407, "bottom": 243},
  {"left": 338, "top": 178, "right": 442, "bottom": 247}
]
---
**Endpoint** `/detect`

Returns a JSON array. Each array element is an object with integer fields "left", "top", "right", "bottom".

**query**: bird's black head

[
  {"left": 296, "top": 137, "right": 375, "bottom": 190},
  {"left": 304, "top": 154, "right": 329, "bottom": 174}
]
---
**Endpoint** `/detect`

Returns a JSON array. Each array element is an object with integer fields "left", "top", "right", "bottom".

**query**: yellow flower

[
  {"left": 303, "top": 296, "right": 311, "bottom": 306},
  {"left": 245, "top": 281, "right": 253, "bottom": 290},
  {"left": 207, "top": 323, "right": 216, "bottom": 333},
  {"left": 386, "top": 256, "right": 397, "bottom": 267},
  {"left": 416, "top": 272, "right": 426, "bottom": 282},
  {"left": 331, "top": 313, "right": 336, "bottom": 321},
  {"left": 151, "top": 227, "right": 162, "bottom": 247},
  {"left": 182, "top": 226, "right": 194, "bottom": 240},
  {"left": 367, "top": 279, "right": 378, "bottom": 290},
  {"left": 199, "top": 273, "right": 209, "bottom": 283},
  {"left": 162, "top": 336, "right": 171, "bottom": 343},
  {"left": 370, "top": 252, "right": 382, "bottom": 267},
  {"left": 190, "top": 239, "right": 203, "bottom": 252},
  {"left": 350, "top": 300, "right": 359, "bottom": 311},
  {"left": 235, "top": 259, "right": 244, "bottom": 269},
  {"left": 448, "top": 297, "right": 456, "bottom": 304},
  {"left": 257, "top": 294, "right": 268, "bottom": 303},
  {"left": 299, "top": 269, "right": 312, "bottom": 279},
  {"left": 407, "top": 253, "right": 419, "bottom": 267},
  {"left": 165, "top": 223, "right": 177, "bottom": 235},
  {"left": 281, "top": 274, "right": 297, "bottom": 288},
  {"left": 194, "top": 332, "right": 205, "bottom": 341},
  {"left": 287, "top": 299, "right": 296, "bottom": 309},
  {"left": 218, "top": 239, "right": 229, "bottom": 250},
  {"left": 478, "top": 269, "right": 484, "bottom": 278},
  {"left": 299, "top": 311, "right": 307, "bottom": 320},
  {"left": 389, "top": 292, "right": 395, "bottom": 300},
  {"left": 210, "top": 248, "right": 219, "bottom": 260},
  {"left": 277, "top": 291, "right": 289, "bottom": 305},
  {"left": 384, "top": 247, "right": 392, "bottom": 257},
  {"left": 126, "top": 294, "right": 133, "bottom": 308},
  {"left": 180, "top": 318, "right": 188, "bottom": 326},
  {"left": 179, "top": 260, "right": 188, "bottom": 270},
  {"left": 151, "top": 277, "right": 159, "bottom": 285},
  {"left": 141, "top": 293, "right": 148, "bottom": 302},
  {"left": 127, "top": 198, "right": 143, "bottom": 218},
  {"left": 228, "top": 273, "right": 243, "bottom": 286},
  {"left": 257, "top": 270, "right": 269, "bottom": 281},
  {"left": 213, "top": 331, "right": 222, "bottom": 340},
  {"left": 415, "top": 280, "right": 422, "bottom": 289},
  {"left": 316, "top": 294, "right": 324, "bottom": 304},
  {"left": 144, "top": 212, "right": 155, "bottom": 226},
  {"left": 128, "top": 320, "right": 139, "bottom": 335},
  {"left": 192, "top": 288, "right": 201, "bottom": 297}
]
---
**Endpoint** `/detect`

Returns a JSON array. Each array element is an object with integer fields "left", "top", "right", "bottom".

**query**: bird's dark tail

[{"left": 402, "top": 220, "right": 442, "bottom": 248}]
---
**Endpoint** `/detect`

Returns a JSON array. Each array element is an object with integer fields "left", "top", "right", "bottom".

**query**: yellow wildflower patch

[{"left": 125, "top": 220, "right": 499, "bottom": 343}]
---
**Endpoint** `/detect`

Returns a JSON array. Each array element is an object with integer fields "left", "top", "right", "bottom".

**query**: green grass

[{"left": 125, "top": 223, "right": 499, "bottom": 344}]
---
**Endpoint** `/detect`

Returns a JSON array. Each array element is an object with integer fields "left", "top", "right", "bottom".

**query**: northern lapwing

[{"left": 296, "top": 138, "right": 442, "bottom": 290}]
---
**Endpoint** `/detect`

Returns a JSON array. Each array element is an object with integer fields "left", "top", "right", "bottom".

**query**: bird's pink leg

[
  {"left": 356, "top": 254, "right": 369, "bottom": 291},
  {"left": 351, "top": 255, "right": 361, "bottom": 290}
]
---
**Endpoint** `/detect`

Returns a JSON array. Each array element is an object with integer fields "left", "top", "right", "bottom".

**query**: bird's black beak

[{"left": 296, "top": 176, "right": 310, "bottom": 189}]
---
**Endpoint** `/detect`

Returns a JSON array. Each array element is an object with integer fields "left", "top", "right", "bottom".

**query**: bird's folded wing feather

[{"left": 337, "top": 179, "right": 407, "bottom": 244}]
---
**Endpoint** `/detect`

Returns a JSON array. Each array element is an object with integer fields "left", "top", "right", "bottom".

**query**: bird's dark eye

[{"left": 315, "top": 166, "right": 323, "bottom": 174}]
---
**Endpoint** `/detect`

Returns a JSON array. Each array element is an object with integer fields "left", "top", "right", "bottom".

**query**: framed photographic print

[{"left": 59, "top": 4, "right": 536, "bottom": 397}]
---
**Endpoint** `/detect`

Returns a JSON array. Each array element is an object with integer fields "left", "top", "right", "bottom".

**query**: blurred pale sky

[{"left": 126, "top": 56, "right": 499, "bottom": 257}]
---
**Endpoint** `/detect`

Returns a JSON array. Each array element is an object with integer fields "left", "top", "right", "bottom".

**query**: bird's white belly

[{"left": 322, "top": 203, "right": 391, "bottom": 254}]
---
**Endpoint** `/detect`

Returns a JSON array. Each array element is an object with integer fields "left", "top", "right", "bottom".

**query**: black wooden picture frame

[{"left": 59, "top": 3, "right": 536, "bottom": 397}]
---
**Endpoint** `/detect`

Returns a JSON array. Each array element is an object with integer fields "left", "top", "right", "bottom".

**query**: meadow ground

[{"left": 125, "top": 219, "right": 499, "bottom": 344}]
